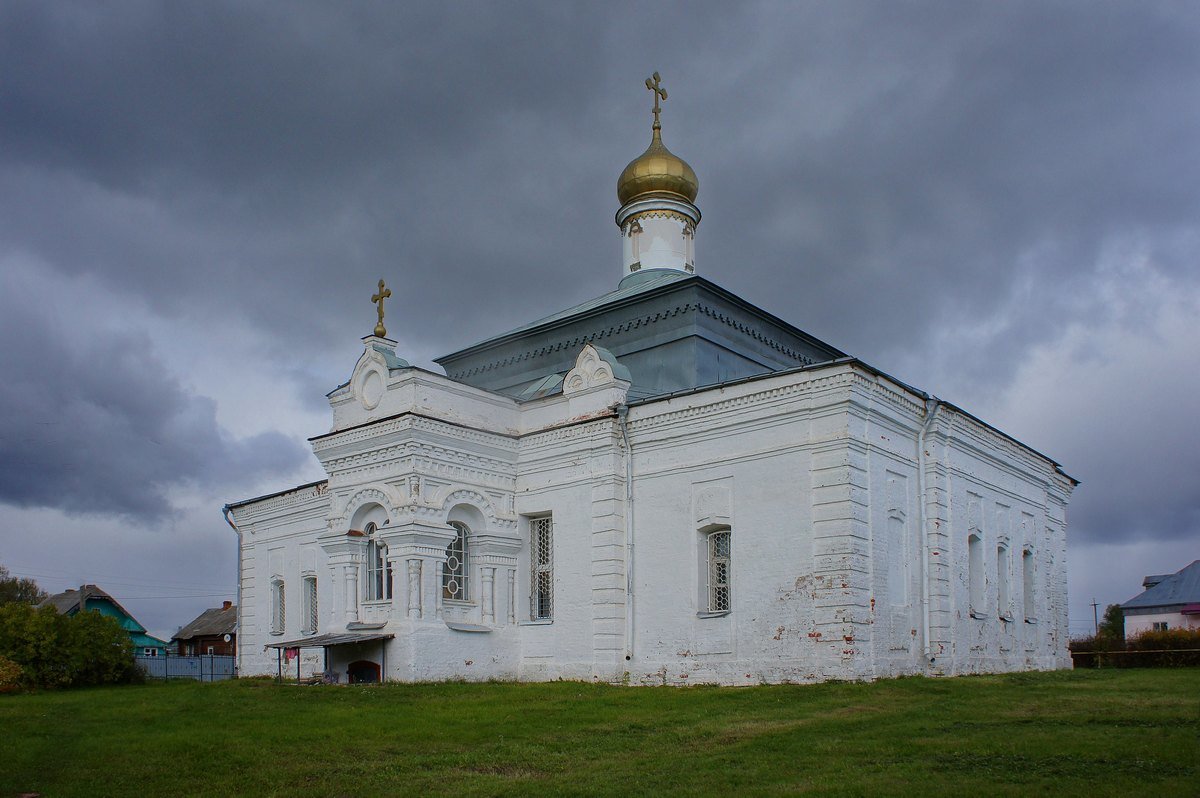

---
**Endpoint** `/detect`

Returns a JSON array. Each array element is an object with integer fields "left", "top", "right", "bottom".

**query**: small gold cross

[
  {"left": 645, "top": 71, "right": 667, "bottom": 130},
  {"left": 371, "top": 279, "right": 392, "bottom": 337}
]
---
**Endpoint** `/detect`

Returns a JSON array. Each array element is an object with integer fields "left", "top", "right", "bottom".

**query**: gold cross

[
  {"left": 645, "top": 71, "right": 667, "bottom": 130},
  {"left": 371, "top": 278, "right": 392, "bottom": 337}
]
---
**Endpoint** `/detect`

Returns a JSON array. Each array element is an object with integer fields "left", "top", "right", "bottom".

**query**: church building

[{"left": 225, "top": 75, "right": 1075, "bottom": 685}]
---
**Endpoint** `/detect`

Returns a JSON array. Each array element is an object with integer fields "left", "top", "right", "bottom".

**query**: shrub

[
  {"left": 0, "top": 603, "right": 138, "bottom": 689},
  {"left": 1071, "top": 627, "right": 1200, "bottom": 668},
  {"left": 0, "top": 654, "right": 21, "bottom": 693}
]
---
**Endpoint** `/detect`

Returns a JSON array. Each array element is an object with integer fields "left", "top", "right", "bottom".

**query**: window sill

[
  {"left": 1024, "top": 617, "right": 1038, "bottom": 625},
  {"left": 998, "top": 614, "right": 1014, "bottom": 623},
  {"left": 444, "top": 621, "right": 492, "bottom": 633},
  {"left": 518, "top": 618, "right": 553, "bottom": 626},
  {"left": 697, "top": 610, "right": 731, "bottom": 619},
  {"left": 443, "top": 599, "right": 476, "bottom": 608},
  {"left": 969, "top": 611, "right": 987, "bottom": 620},
  {"left": 361, "top": 599, "right": 391, "bottom": 606}
]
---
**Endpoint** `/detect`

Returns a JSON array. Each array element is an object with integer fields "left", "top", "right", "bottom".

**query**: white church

[{"left": 225, "top": 76, "right": 1075, "bottom": 685}]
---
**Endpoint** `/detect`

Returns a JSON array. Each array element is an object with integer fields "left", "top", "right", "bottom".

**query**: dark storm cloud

[
  {"left": 0, "top": 284, "right": 308, "bottom": 520},
  {"left": 0, "top": 0, "right": 1197, "bottom": 564}
]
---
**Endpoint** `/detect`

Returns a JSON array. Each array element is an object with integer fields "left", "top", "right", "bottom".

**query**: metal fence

[{"left": 135, "top": 654, "right": 237, "bottom": 682}]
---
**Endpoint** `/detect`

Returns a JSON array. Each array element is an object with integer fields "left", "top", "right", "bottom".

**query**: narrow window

[
  {"left": 365, "top": 522, "right": 392, "bottom": 602},
  {"left": 888, "top": 514, "right": 907, "bottom": 606},
  {"left": 530, "top": 516, "right": 553, "bottom": 620},
  {"left": 997, "top": 543, "right": 1011, "bottom": 619},
  {"left": 1022, "top": 549, "right": 1035, "bottom": 622},
  {"left": 968, "top": 533, "right": 983, "bottom": 617},
  {"left": 443, "top": 522, "right": 469, "bottom": 601},
  {"left": 707, "top": 529, "right": 731, "bottom": 613},
  {"left": 302, "top": 575, "right": 319, "bottom": 634},
  {"left": 271, "top": 579, "right": 285, "bottom": 634}
]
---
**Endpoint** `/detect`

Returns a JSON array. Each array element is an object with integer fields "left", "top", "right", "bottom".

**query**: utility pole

[{"left": 1091, "top": 598, "right": 1100, "bottom": 635}]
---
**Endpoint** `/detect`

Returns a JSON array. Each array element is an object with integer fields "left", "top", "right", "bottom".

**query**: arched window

[
  {"left": 968, "top": 533, "right": 984, "bottom": 617},
  {"left": 365, "top": 522, "right": 392, "bottom": 602},
  {"left": 270, "top": 578, "right": 285, "bottom": 635},
  {"left": 997, "top": 542, "right": 1012, "bottom": 619},
  {"left": 1022, "top": 548, "right": 1036, "bottom": 622},
  {"left": 302, "top": 575, "right": 318, "bottom": 634},
  {"left": 443, "top": 521, "right": 469, "bottom": 601}
]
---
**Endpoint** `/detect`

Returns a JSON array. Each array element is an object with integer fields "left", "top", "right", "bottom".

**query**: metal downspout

[
  {"left": 918, "top": 397, "right": 941, "bottom": 665},
  {"left": 222, "top": 505, "right": 243, "bottom": 676},
  {"left": 617, "top": 404, "right": 635, "bottom": 665}
]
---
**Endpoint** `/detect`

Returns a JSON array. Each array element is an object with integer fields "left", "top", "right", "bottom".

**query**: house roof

[
  {"left": 173, "top": 604, "right": 237, "bottom": 642},
  {"left": 1122, "top": 560, "right": 1200, "bottom": 610},
  {"left": 38, "top": 584, "right": 146, "bottom": 633}
]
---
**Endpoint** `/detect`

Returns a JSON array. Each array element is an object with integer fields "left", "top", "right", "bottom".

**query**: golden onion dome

[{"left": 617, "top": 127, "right": 699, "bottom": 207}]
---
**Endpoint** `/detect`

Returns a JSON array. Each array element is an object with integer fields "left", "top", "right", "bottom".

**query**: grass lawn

[{"left": 1, "top": 669, "right": 1196, "bottom": 797}]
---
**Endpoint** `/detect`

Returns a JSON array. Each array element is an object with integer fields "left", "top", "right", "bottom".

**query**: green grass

[{"left": 1, "top": 669, "right": 1196, "bottom": 796}]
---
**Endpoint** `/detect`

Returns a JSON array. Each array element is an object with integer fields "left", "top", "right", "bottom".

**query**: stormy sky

[{"left": 1, "top": 1, "right": 1197, "bottom": 639}]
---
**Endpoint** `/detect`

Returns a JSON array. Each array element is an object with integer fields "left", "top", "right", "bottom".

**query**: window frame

[
  {"left": 529, "top": 515, "right": 554, "bottom": 621},
  {"left": 301, "top": 574, "right": 319, "bottom": 634},
  {"left": 364, "top": 522, "right": 392, "bottom": 603},
  {"left": 996, "top": 542, "right": 1012, "bottom": 621},
  {"left": 443, "top": 521, "right": 470, "bottom": 602},
  {"left": 968, "top": 532, "right": 985, "bottom": 619},
  {"left": 699, "top": 527, "right": 732, "bottom": 617},
  {"left": 270, "top": 578, "right": 286, "bottom": 635}
]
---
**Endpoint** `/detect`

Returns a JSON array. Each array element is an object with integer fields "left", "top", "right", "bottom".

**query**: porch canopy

[
  {"left": 265, "top": 631, "right": 394, "bottom": 683},
  {"left": 265, "top": 631, "right": 394, "bottom": 649}
]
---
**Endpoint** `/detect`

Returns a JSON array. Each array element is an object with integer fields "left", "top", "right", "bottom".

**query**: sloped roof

[
  {"left": 173, "top": 604, "right": 237, "bottom": 641},
  {"left": 38, "top": 584, "right": 145, "bottom": 633},
  {"left": 1122, "top": 560, "right": 1200, "bottom": 610}
]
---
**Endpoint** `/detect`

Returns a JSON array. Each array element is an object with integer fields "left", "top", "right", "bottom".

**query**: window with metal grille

[
  {"left": 443, "top": 522, "right": 469, "bottom": 601},
  {"left": 270, "top": 579, "right": 285, "bottom": 634},
  {"left": 707, "top": 529, "right": 731, "bottom": 613},
  {"left": 302, "top": 575, "right": 318, "bottom": 634},
  {"left": 365, "top": 522, "right": 392, "bottom": 602},
  {"left": 530, "top": 516, "right": 553, "bottom": 619}
]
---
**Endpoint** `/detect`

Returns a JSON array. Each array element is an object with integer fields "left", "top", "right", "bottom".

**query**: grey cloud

[
  {"left": 0, "top": 289, "right": 308, "bottom": 520},
  {"left": 0, "top": 1, "right": 1197, "bottom": 559}
]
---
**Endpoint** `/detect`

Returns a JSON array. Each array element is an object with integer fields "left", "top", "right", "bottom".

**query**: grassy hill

[{"left": 1, "top": 669, "right": 1196, "bottom": 796}]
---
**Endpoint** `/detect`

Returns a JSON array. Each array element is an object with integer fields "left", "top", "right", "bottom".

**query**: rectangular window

[
  {"left": 1153, "top": 621, "right": 1169, "bottom": 632},
  {"left": 207, "top": 646, "right": 215, "bottom": 655},
  {"left": 143, "top": 648, "right": 157, "bottom": 657},
  {"left": 1022, "top": 549, "right": 1036, "bottom": 622},
  {"left": 530, "top": 516, "right": 553, "bottom": 620},
  {"left": 707, "top": 529, "right": 731, "bottom": 613},
  {"left": 271, "top": 579, "right": 285, "bottom": 634},
  {"left": 968, "top": 533, "right": 984, "bottom": 617},
  {"left": 302, "top": 575, "right": 318, "bottom": 634},
  {"left": 997, "top": 543, "right": 1011, "bottom": 619}
]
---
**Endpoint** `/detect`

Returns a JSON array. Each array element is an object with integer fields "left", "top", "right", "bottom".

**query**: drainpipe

[
  {"left": 222, "top": 505, "right": 242, "bottom": 674},
  {"left": 617, "top": 404, "right": 635, "bottom": 665},
  {"left": 917, "top": 397, "right": 941, "bottom": 665}
]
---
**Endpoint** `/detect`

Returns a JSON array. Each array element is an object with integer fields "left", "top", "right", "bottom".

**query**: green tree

[
  {"left": 0, "top": 564, "right": 48, "bottom": 606},
  {"left": 1098, "top": 603, "right": 1125, "bottom": 640},
  {"left": 0, "top": 603, "right": 137, "bottom": 689}
]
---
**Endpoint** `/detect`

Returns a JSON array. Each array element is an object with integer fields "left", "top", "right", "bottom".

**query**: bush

[
  {"left": 0, "top": 603, "right": 139, "bottom": 689},
  {"left": 1071, "top": 627, "right": 1200, "bottom": 668},
  {"left": 0, "top": 654, "right": 21, "bottom": 693}
]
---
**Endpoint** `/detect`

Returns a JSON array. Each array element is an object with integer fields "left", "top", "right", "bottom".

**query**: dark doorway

[{"left": 347, "top": 659, "right": 381, "bottom": 683}]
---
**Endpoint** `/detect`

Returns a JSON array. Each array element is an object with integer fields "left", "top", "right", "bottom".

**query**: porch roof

[{"left": 264, "top": 631, "right": 394, "bottom": 649}]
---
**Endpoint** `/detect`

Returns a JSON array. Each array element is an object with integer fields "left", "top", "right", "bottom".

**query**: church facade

[{"left": 225, "top": 78, "right": 1075, "bottom": 685}]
